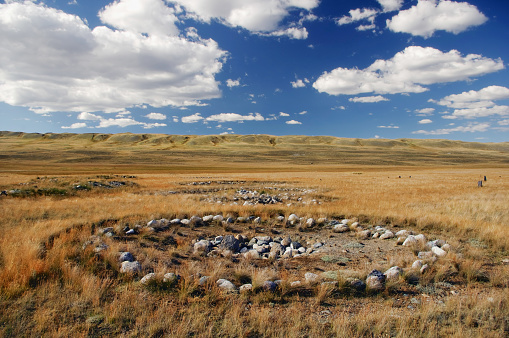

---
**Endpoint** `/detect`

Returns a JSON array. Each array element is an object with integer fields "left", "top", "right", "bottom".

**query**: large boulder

[
  {"left": 219, "top": 235, "right": 241, "bottom": 252},
  {"left": 366, "top": 270, "right": 385, "bottom": 291},
  {"left": 194, "top": 240, "right": 211, "bottom": 254}
]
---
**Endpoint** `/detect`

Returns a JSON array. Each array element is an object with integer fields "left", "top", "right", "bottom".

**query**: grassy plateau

[{"left": 0, "top": 131, "right": 508, "bottom": 337}]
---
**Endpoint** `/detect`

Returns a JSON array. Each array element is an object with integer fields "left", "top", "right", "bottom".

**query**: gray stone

[
  {"left": 357, "top": 230, "right": 371, "bottom": 240},
  {"left": 170, "top": 218, "right": 181, "bottom": 224},
  {"left": 288, "top": 214, "right": 299, "bottom": 222},
  {"left": 281, "top": 236, "right": 291, "bottom": 247},
  {"left": 189, "top": 216, "right": 204, "bottom": 227},
  {"left": 219, "top": 235, "right": 241, "bottom": 252},
  {"left": 384, "top": 266, "right": 403, "bottom": 281},
  {"left": 120, "top": 261, "right": 141, "bottom": 273},
  {"left": 216, "top": 279, "right": 237, "bottom": 292},
  {"left": 254, "top": 217, "right": 261, "bottom": 224},
  {"left": 243, "top": 250, "right": 260, "bottom": 259},
  {"left": 119, "top": 252, "right": 134, "bottom": 263},
  {"left": 418, "top": 251, "right": 435, "bottom": 260},
  {"left": 125, "top": 229, "right": 136, "bottom": 235},
  {"left": 198, "top": 276, "right": 210, "bottom": 286},
  {"left": 298, "top": 247, "right": 306, "bottom": 254},
  {"left": 441, "top": 243, "right": 451, "bottom": 251},
  {"left": 414, "top": 234, "right": 427, "bottom": 245},
  {"left": 180, "top": 219, "right": 190, "bottom": 225},
  {"left": 347, "top": 278, "right": 366, "bottom": 291},
  {"left": 226, "top": 217, "right": 235, "bottom": 223},
  {"left": 333, "top": 224, "right": 349, "bottom": 233},
  {"left": 263, "top": 281, "right": 277, "bottom": 292},
  {"left": 306, "top": 218, "right": 315, "bottom": 227},
  {"left": 94, "top": 243, "right": 109, "bottom": 253},
  {"left": 372, "top": 232, "right": 380, "bottom": 239},
  {"left": 290, "top": 281, "right": 302, "bottom": 287},
  {"left": 147, "top": 220, "right": 159, "bottom": 227},
  {"left": 99, "top": 227, "right": 114, "bottom": 235},
  {"left": 140, "top": 273, "right": 156, "bottom": 285},
  {"left": 270, "top": 242, "right": 284, "bottom": 254},
  {"left": 290, "top": 242, "right": 301, "bottom": 250},
  {"left": 366, "top": 270, "right": 385, "bottom": 291},
  {"left": 420, "top": 264, "right": 429, "bottom": 274},
  {"left": 313, "top": 242, "right": 323, "bottom": 249},
  {"left": 276, "top": 215, "right": 285, "bottom": 222}
]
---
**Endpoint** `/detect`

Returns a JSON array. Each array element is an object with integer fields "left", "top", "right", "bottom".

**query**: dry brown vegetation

[{"left": 0, "top": 132, "right": 508, "bottom": 337}]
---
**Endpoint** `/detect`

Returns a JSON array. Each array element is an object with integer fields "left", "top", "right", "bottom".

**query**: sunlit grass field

[{"left": 0, "top": 132, "right": 508, "bottom": 336}]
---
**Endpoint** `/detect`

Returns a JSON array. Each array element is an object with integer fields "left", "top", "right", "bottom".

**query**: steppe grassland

[{"left": 0, "top": 131, "right": 508, "bottom": 336}]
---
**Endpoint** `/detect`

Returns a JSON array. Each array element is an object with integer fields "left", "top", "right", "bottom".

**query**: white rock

[
  {"left": 333, "top": 224, "right": 349, "bottom": 233},
  {"left": 420, "top": 264, "right": 429, "bottom": 274},
  {"left": 239, "top": 284, "right": 253, "bottom": 293},
  {"left": 193, "top": 240, "right": 211, "bottom": 254},
  {"left": 290, "top": 281, "right": 302, "bottom": 287},
  {"left": 180, "top": 219, "right": 190, "bottom": 225},
  {"left": 120, "top": 261, "right": 141, "bottom": 273},
  {"left": 216, "top": 279, "right": 236, "bottom": 291},
  {"left": 170, "top": 218, "right": 181, "bottom": 224},
  {"left": 441, "top": 243, "right": 451, "bottom": 251},
  {"left": 414, "top": 234, "right": 427, "bottom": 245},
  {"left": 140, "top": 273, "right": 156, "bottom": 285},
  {"left": 384, "top": 266, "right": 403, "bottom": 281},
  {"left": 276, "top": 216, "right": 285, "bottom": 222},
  {"left": 372, "top": 232, "right": 380, "bottom": 239},
  {"left": 163, "top": 273, "right": 179, "bottom": 283},
  {"left": 411, "top": 260, "right": 424, "bottom": 270},
  {"left": 403, "top": 235, "right": 418, "bottom": 247},
  {"left": 341, "top": 219, "right": 350, "bottom": 225},
  {"left": 119, "top": 252, "right": 134, "bottom": 263},
  {"left": 380, "top": 231, "right": 395, "bottom": 240},
  {"left": 395, "top": 230, "right": 411, "bottom": 237},
  {"left": 298, "top": 247, "right": 306, "bottom": 254},
  {"left": 306, "top": 218, "right": 315, "bottom": 227},
  {"left": 203, "top": 215, "right": 214, "bottom": 222},
  {"left": 431, "top": 246, "right": 447, "bottom": 257},
  {"left": 304, "top": 272, "right": 320, "bottom": 284},
  {"left": 254, "top": 217, "right": 261, "bottom": 224},
  {"left": 213, "top": 215, "right": 224, "bottom": 222},
  {"left": 366, "top": 270, "right": 385, "bottom": 291}
]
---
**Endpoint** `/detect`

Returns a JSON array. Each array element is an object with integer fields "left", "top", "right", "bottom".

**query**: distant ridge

[{"left": 1, "top": 131, "right": 508, "bottom": 152}]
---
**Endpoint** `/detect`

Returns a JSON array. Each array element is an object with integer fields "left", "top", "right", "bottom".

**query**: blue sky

[{"left": 1, "top": 0, "right": 509, "bottom": 142}]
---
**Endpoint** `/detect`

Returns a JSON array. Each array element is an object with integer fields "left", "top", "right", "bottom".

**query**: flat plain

[{"left": 0, "top": 131, "right": 508, "bottom": 337}]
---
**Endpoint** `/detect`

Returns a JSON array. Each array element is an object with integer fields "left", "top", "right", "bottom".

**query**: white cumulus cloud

[
  {"left": 313, "top": 46, "right": 504, "bottom": 96},
  {"left": 181, "top": 113, "right": 204, "bottom": 123},
  {"left": 415, "top": 108, "right": 435, "bottom": 116},
  {"left": 337, "top": 8, "right": 378, "bottom": 26},
  {"left": 291, "top": 78, "right": 309, "bottom": 88},
  {"left": 349, "top": 95, "right": 389, "bottom": 103},
  {"left": 145, "top": 112, "right": 167, "bottom": 120},
  {"left": 226, "top": 79, "right": 240, "bottom": 88},
  {"left": 435, "top": 86, "right": 509, "bottom": 109},
  {"left": 412, "top": 122, "right": 490, "bottom": 135},
  {"left": 279, "top": 112, "right": 290, "bottom": 117},
  {"left": 377, "top": 0, "right": 404, "bottom": 12},
  {"left": 62, "top": 122, "right": 87, "bottom": 129},
  {"left": 205, "top": 113, "right": 264, "bottom": 123},
  {"left": 387, "top": 0, "right": 488, "bottom": 38},
  {"left": 286, "top": 120, "right": 302, "bottom": 125},
  {"left": 418, "top": 119, "right": 433, "bottom": 124},
  {"left": 173, "top": 0, "right": 319, "bottom": 37},
  {"left": 0, "top": 1, "right": 226, "bottom": 115}
]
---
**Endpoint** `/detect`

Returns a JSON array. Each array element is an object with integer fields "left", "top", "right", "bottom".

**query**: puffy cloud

[
  {"left": 291, "top": 78, "right": 309, "bottom": 88},
  {"left": 387, "top": 0, "right": 488, "bottom": 38},
  {"left": 418, "top": 119, "right": 433, "bottom": 124},
  {"left": 97, "top": 117, "right": 143, "bottom": 128},
  {"left": 349, "top": 95, "right": 389, "bottom": 103},
  {"left": 205, "top": 113, "right": 264, "bottom": 122},
  {"left": 0, "top": 1, "right": 226, "bottom": 115},
  {"left": 181, "top": 113, "right": 203, "bottom": 123},
  {"left": 286, "top": 120, "right": 302, "bottom": 125},
  {"left": 279, "top": 112, "right": 290, "bottom": 117},
  {"left": 313, "top": 46, "right": 504, "bottom": 96},
  {"left": 261, "top": 27, "right": 309, "bottom": 39},
  {"left": 498, "top": 120, "right": 509, "bottom": 126},
  {"left": 226, "top": 79, "right": 240, "bottom": 88},
  {"left": 173, "top": 0, "right": 318, "bottom": 35},
  {"left": 412, "top": 122, "right": 490, "bottom": 135},
  {"left": 62, "top": 122, "right": 87, "bottom": 129},
  {"left": 99, "top": 0, "right": 179, "bottom": 36},
  {"left": 415, "top": 108, "right": 435, "bottom": 116},
  {"left": 143, "top": 122, "right": 167, "bottom": 129},
  {"left": 448, "top": 106, "right": 509, "bottom": 119},
  {"left": 377, "top": 0, "right": 404, "bottom": 12},
  {"left": 378, "top": 125, "right": 399, "bottom": 129},
  {"left": 145, "top": 112, "right": 167, "bottom": 120},
  {"left": 78, "top": 112, "right": 102, "bottom": 120},
  {"left": 336, "top": 8, "right": 378, "bottom": 26},
  {"left": 435, "top": 86, "right": 509, "bottom": 109}
]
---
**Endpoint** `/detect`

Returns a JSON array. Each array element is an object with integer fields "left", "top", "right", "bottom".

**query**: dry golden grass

[{"left": 0, "top": 133, "right": 508, "bottom": 336}]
